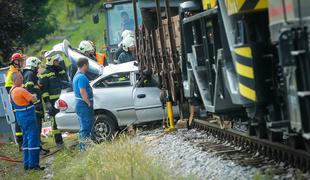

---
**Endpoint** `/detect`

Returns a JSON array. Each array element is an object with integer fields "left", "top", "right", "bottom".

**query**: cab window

[{"left": 93, "top": 72, "right": 131, "bottom": 88}]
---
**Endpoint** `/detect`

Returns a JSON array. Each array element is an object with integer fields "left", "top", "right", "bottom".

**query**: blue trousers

[
  {"left": 16, "top": 110, "right": 40, "bottom": 168},
  {"left": 75, "top": 102, "right": 94, "bottom": 150}
]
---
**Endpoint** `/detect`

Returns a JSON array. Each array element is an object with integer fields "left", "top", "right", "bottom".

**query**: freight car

[{"left": 133, "top": 0, "right": 310, "bottom": 154}]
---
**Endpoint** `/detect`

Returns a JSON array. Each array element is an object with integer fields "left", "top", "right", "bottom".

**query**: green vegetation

[
  {"left": 52, "top": 136, "right": 181, "bottom": 180},
  {"left": 25, "top": 0, "right": 106, "bottom": 60}
]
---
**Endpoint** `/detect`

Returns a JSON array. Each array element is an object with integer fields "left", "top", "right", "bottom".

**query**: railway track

[{"left": 192, "top": 119, "right": 310, "bottom": 171}]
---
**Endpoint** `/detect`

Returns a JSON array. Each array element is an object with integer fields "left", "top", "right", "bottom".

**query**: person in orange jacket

[
  {"left": 78, "top": 40, "right": 108, "bottom": 66},
  {"left": 5, "top": 53, "right": 25, "bottom": 150}
]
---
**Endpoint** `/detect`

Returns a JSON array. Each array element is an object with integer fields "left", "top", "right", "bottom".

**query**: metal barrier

[{"left": 0, "top": 67, "right": 16, "bottom": 143}]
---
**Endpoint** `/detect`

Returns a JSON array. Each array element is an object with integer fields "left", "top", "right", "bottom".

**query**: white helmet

[
  {"left": 78, "top": 40, "right": 95, "bottom": 54},
  {"left": 122, "top": 36, "right": 135, "bottom": 52},
  {"left": 118, "top": 30, "right": 134, "bottom": 47},
  {"left": 121, "top": 30, "right": 134, "bottom": 39},
  {"left": 25, "top": 56, "right": 41, "bottom": 68}
]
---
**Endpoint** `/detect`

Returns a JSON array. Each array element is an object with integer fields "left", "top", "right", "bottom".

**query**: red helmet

[{"left": 10, "top": 53, "right": 24, "bottom": 62}]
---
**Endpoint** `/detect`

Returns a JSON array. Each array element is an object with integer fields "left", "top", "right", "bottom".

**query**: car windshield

[{"left": 106, "top": 2, "right": 142, "bottom": 45}]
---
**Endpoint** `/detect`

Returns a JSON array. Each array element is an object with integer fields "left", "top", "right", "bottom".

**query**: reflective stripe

[
  {"left": 239, "top": 83, "right": 256, "bottom": 101},
  {"left": 52, "top": 129, "right": 61, "bottom": 134},
  {"left": 16, "top": 132, "right": 23, "bottom": 136},
  {"left": 50, "top": 94, "right": 60, "bottom": 100},
  {"left": 75, "top": 97, "right": 93, "bottom": 101},
  {"left": 23, "top": 147, "right": 40, "bottom": 150},
  {"left": 42, "top": 92, "right": 49, "bottom": 98},
  {"left": 234, "top": 47, "right": 252, "bottom": 59},
  {"left": 39, "top": 72, "right": 55, "bottom": 78},
  {"left": 59, "top": 70, "right": 66, "bottom": 74},
  {"left": 24, "top": 81, "right": 34, "bottom": 87},
  {"left": 235, "top": 62, "right": 254, "bottom": 79},
  {"left": 34, "top": 99, "right": 41, "bottom": 104},
  {"left": 14, "top": 105, "right": 35, "bottom": 112}
]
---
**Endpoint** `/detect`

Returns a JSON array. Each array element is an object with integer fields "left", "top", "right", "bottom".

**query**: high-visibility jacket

[
  {"left": 95, "top": 53, "right": 107, "bottom": 66},
  {"left": 38, "top": 66, "right": 68, "bottom": 103},
  {"left": 5, "top": 65, "right": 20, "bottom": 92},
  {"left": 23, "top": 69, "right": 44, "bottom": 116}
]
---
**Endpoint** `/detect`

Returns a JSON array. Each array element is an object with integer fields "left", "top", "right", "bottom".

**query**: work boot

[
  {"left": 40, "top": 146, "right": 50, "bottom": 155},
  {"left": 29, "top": 166, "right": 45, "bottom": 171},
  {"left": 56, "top": 142, "right": 64, "bottom": 149},
  {"left": 18, "top": 144, "right": 22, "bottom": 152}
]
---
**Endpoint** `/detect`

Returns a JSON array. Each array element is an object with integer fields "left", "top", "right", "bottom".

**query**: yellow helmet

[{"left": 45, "top": 54, "right": 61, "bottom": 66}]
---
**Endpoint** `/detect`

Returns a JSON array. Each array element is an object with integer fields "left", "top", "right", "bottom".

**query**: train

[{"left": 131, "top": 0, "right": 310, "bottom": 153}]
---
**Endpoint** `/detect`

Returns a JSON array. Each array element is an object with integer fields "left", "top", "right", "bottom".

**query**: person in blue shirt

[{"left": 73, "top": 58, "right": 94, "bottom": 151}]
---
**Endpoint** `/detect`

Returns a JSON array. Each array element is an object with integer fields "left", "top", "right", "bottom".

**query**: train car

[{"left": 133, "top": 0, "right": 310, "bottom": 155}]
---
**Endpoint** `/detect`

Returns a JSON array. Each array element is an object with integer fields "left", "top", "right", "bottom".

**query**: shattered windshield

[{"left": 106, "top": 2, "right": 142, "bottom": 45}]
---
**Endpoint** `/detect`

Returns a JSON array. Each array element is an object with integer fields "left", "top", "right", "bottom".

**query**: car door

[
  {"left": 133, "top": 73, "right": 164, "bottom": 122},
  {"left": 92, "top": 71, "right": 137, "bottom": 126}
]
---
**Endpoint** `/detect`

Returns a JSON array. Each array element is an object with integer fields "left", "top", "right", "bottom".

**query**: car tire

[{"left": 92, "top": 114, "right": 118, "bottom": 143}]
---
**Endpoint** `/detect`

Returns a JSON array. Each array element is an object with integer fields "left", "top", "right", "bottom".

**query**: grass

[
  {"left": 0, "top": 134, "right": 77, "bottom": 180},
  {"left": 25, "top": 0, "right": 106, "bottom": 63},
  {"left": 52, "top": 135, "right": 182, "bottom": 180}
]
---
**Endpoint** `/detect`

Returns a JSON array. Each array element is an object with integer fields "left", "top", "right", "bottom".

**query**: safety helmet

[
  {"left": 25, "top": 56, "right": 41, "bottom": 68},
  {"left": 119, "top": 30, "right": 134, "bottom": 48},
  {"left": 10, "top": 53, "right": 24, "bottom": 62},
  {"left": 121, "top": 30, "right": 134, "bottom": 40},
  {"left": 45, "top": 54, "right": 61, "bottom": 66},
  {"left": 88, "top": 40, "right": 96, "bottom": 50},
  {"left": 122, "top": 36, "right": 135, "bottom": 52},
  {"left": 78, "top": 40, "right": 95, "bottom": 54}
]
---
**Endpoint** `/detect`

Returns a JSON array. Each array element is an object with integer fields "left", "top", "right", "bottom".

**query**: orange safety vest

[{"left": 95, "top": 53, "right": 107, "bottom": 66}]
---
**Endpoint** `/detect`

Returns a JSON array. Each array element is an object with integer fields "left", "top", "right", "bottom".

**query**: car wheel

[{"left": 92, "top": 114, "right": 118, "bottom": 143}]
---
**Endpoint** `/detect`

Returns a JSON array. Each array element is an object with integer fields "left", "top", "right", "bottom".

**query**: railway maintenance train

[{"left": 131, "top": 0, "right": 310, "bottom": 160}]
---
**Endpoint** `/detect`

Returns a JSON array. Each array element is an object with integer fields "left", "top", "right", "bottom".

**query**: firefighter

[
  {"left": 114, "top": 30, "right": 134, "bottom": 61},
  {"left": 10, "top": 71, "right": 44, "bottom": 170},
  {"left": 39, "top": 55, "right": 67, "bottom": 148},
  {"left": 5, "top": 53, "right": 25, "bottom": 150},
  {"left": 78, "top": 40, "right": 108, "bottom": 66},
  {"left": 23, "top": 56, "right": 50, "bottom": 154},
  {"left": 116, "top": 35, "right": 135, "bottom": 64}
]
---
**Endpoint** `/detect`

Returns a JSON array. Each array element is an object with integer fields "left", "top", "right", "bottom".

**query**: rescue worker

[
  {"left": 23, "top": 57, "right": 49, "bottom": 154},
  {"left": 88, "top": 40, "right": 108, "bottom": 66},
  {"left": 116, "top": 35, "right": 135, "bottom": 64},
  {"left": 39, "top": 55, "right": 67, "bottom": 148},
  {"left": 114, "top": 30, "right": 134, "bottom": 61},
  {"left": 69, "top": 40, "right": 107, "bottom": 81},
  {"left": 5, "top": 53, "right": 25, "bottom": 150},
  {"left": 73, "top": 58, "right": 94, "bottom": 151},
  {"left": 10, "top": 71, "right": 44, "bottom": 170},
  {"left": 78, "top": 40, "right": 108, "bottom": 66}
]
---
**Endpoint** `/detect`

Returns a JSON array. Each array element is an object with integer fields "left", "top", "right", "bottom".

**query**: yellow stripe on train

[
  {"left": 235, "top": 62, "right": 254, "bottom": 79},
  {"left": 225, "top": 0, "right": 268, "bottom": 15},
  {"left": 239, "top": 83, "right": 256, "bottom": 101},
  {"left": 234, "top": 47, "right": 252, "bottom": 59},
  {"left": 202, "top": 0, "right": 217, "bottom": 10}
]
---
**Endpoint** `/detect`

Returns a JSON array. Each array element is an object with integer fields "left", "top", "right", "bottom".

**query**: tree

[
  {"left": 0, "top": 1, "right": 25, "bottom": 65},
  {"left": 0, "top": 0, "right": 57, "bottom": 65},
  {"left": 20, "top": 0, "right": 57, "bottom": 45}
]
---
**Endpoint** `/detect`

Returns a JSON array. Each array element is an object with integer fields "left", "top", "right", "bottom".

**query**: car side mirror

[{"left": 93, "top": 14, "right": 99, "bottom": 24}]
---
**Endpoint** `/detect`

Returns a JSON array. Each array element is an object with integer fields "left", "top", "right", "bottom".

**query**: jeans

[{"left": 75, "top": 101, "right": 94, "bottom": 151}]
